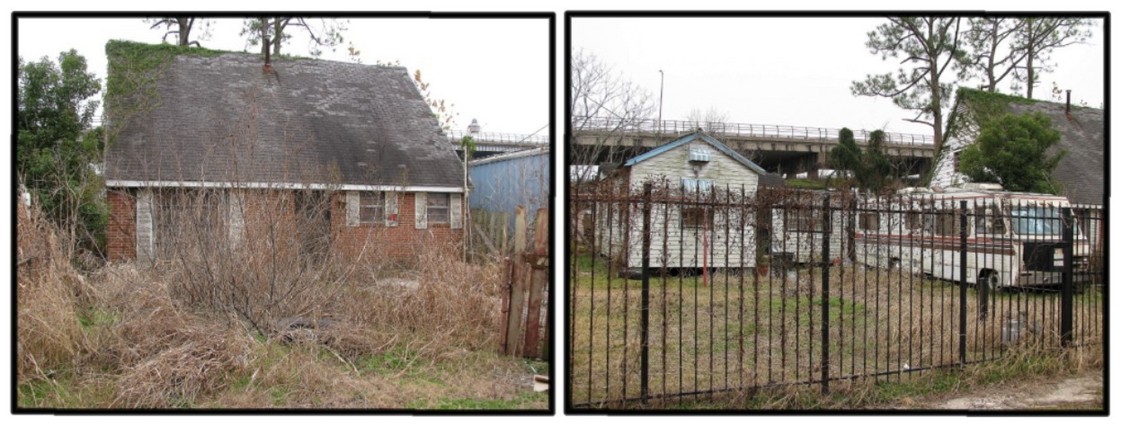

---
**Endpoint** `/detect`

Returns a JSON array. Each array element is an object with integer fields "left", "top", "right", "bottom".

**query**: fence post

[
  {"left": 820, "top": 195, "right": 831, "bottom": 394},
  {"left": 1061, "top": 207, "right": 1074, "bottom": 347},
  {"left": 958, "top": 201, "right": 968, "bottom": 367},
  {"left": 523, "top": 208, "right": 549, "bottom": 358},
  {"left": 640, "top": 182, "right": 653, "bottom": 404}
]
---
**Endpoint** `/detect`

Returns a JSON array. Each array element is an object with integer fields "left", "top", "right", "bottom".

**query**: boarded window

[
  {"left": 681, "top": 207, "right": 713, "bottom": 229},
  {"left": 785, "top": 208, "right": 824, "bottom": 232},
  {"left": 359, "top": 192, "right": 384, "bottom": 225},
  {"left": 953, "top": 151, "right": 961, "bottom": 172},
  {"left": 905, "top": 210, "right": 922, "bottom": 230},
  {"left": 859, "top": 212, "right": 880, "bottom": 231},
  {"left": 927, "top": 210, "right": 962, "bottom": 236},
  {"left": 428, "top": 193, "right": 450, "bottom": 224}
]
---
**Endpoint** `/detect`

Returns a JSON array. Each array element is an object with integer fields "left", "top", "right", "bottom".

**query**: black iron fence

[{"left": 567, "top": 181, "right": 1104, "bottom": 409}]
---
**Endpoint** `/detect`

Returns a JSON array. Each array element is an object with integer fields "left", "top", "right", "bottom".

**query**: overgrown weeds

[{"left": 16, "top": 196, "right": 543, "bottom": 409}]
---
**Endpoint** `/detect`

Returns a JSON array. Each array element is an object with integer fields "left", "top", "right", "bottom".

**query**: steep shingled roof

[
  {"left": 1005, "top": 100, "right": 1104, "bottom": 206},
  {"left": 946, "top": 89, "right": 1104, "bottom": 206},
  {"left": 104, "top": 43, "right": 463, "bottom": 189}
]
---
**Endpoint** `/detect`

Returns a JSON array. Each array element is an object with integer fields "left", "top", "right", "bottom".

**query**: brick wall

[
  {"left": 107, "top": 189, "right": 136, "bottom": 261},
  {"left": 330, "top": 191, "right": 463, "bottom": 263},
  {"left": 106, "top": 187, "right": 462, "bottom": 264}
]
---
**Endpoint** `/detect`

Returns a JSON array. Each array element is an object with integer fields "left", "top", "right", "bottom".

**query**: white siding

[
  {"left": 600, "top": 140, "right": 762, "bottom": 269},
  {"left": 629, "top": 141, "right": 760, "bottom": 193},
  {"left": 931, "top": 106, "right": 981, "bottom": 190},
  {"left": 770, "top": 206, "right": 846, "bottom": 264}
]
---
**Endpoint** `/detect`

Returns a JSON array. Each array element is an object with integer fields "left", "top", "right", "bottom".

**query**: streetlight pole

[{"left": 658, "top": 69, "right": 664, "bottom": 136}]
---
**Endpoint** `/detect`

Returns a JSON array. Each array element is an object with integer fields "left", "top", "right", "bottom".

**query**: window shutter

[
  {"left": 228, "top": 191, "right": 245, "bottom": 247},
  {"left": 136, "top": 190, "right": 154, "bottom": 263},
  {"left": 385, "top": 191, "right": 398, "bottom": 227},
  {"left": 415, "top": 192, "right": 427, "bottom": 229},
  {"left": 346, "top": 191, "right": 359, "bottom": 227},
  {"left": 450, "top": 193, "right": 463, "bottom": 229}
]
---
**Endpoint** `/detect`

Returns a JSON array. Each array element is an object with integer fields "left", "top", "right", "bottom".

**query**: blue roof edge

[{"left": 622, "top": 131, "right": 766, "bottom": 175}]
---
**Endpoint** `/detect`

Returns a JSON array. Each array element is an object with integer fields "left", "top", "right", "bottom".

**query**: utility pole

[{"left": 658, "top": 69, "right": 664, "bottom": 136}]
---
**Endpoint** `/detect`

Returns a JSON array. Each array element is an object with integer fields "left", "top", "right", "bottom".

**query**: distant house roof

[
  {"left": 622, "top": 131, "right": 767, "bottom": 175},
  {"left": 948, "top": 89, "right": 1104, "bottom": 206},
  {"left": 104, "top": 42, "right": 463, "bottom": 190}
]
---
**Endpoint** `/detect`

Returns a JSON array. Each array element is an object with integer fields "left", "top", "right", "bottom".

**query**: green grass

[
  {"left": 785, "top": 178, "right": 830, "bottom": 190},
  {"left": 429, "top": 392, "right": 545, "bottom": 410},
  {"left": 78, "top": 309, "right": 118, "bottom": 330},
  {"left": 358, "top": 345, "right": 419, "bottom": 376}
]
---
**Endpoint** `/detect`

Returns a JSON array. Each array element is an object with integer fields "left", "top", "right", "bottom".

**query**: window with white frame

[
  {"left": 359, "top": 192, "right": 384, "bottom": 225},
  {"left": 681, "top": 177, "right": 714, "bottom": 193},
  {"left": 427, "top": 193, "right": 450, "bottom": 224}
]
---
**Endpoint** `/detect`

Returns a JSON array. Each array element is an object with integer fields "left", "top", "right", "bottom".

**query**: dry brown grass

[
  {"left": 16, "top": 197, "right": 544, "bottom": 410},
  {"left": 16, "top": 202, "right": 91, "bottom": 380}
]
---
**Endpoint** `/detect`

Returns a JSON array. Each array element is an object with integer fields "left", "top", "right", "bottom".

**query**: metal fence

[
  {"left": 572, "top": 116, "right": 935, "bottom": 146},
  {"left": 567, "top": 181, "right": 1104, "bottom": 409},
  {"left": 446, "top": 129, "right": 551, "bottom": 145}
]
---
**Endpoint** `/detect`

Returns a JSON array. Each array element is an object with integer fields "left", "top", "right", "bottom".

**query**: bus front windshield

[{"left": 1011, "top": 207, "right": 1062, "bottom": 236}]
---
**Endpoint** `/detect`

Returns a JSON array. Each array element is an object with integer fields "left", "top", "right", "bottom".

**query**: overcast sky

[
  {"left": 573, "top": 17, "right": 1105, "bottom": 136},
  {"left": 16, "top": 16, "right": 551, "bottom": 136}
]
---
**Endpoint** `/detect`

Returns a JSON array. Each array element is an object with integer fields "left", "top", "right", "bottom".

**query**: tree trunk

[
  {"left": 931, "top": 70, "right": 944, "bottom": 154},
  {"left": 177, "top": 17, "right": 192, "bottom": 46},
  {"left": 1025, "top": 20, "right": 1036, "bottom": 99},
  {"left": 272, "top": 19, "right": 284, "bottom": 55},
  {"left": 259, "top": 17, "right": 270, "bottom": 56},
  {"left": 986, "top": 21, "right": 998, "bottom": 91}
]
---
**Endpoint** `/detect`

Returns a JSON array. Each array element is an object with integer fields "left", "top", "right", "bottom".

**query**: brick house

[{"left": 104, "top": 42, "right": 465, "bottom": 264}]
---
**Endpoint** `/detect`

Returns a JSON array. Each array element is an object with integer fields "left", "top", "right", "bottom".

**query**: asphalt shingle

[{"left": 105, "top": 49, "right": 464, "bottom": 189}]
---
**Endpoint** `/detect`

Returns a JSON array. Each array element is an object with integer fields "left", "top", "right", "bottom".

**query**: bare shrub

[{"left": 146, "top": 187, "right": 358, "bottom": 335}]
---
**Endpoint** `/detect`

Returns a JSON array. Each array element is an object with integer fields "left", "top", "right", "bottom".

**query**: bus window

[{"left": 1011, "top": 207, "right": 1061, "bottom": 236}]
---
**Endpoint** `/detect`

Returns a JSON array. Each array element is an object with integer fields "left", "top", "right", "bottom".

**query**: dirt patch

[{"left": 932, "top": 371, "right": 1102, "bottom": 410}]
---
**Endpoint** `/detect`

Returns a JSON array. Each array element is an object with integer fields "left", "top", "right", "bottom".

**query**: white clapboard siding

[
  {"left": 450, "top": 193, "right": 463, "bottom": 229},
  {"left": 385, "top": 191, "right": 398, "bottom": 227},
  {"left": 136, "top": 190, "right": 154, "bottom": 263},
  {"left": 346, "top": 191, "right": 359, "bottom": 227},
  {"left": 415, "top": 192, "right": 427, "bottom": 229}
]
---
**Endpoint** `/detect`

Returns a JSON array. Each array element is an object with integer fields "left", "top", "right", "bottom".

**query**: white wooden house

[{"left": 593, "top": 131, "right": 767, "bottom": 271}]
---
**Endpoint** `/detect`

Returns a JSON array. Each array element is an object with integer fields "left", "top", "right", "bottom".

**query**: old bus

[{"left": 854, "top": 185, "right": 1095, "bottom": 289}]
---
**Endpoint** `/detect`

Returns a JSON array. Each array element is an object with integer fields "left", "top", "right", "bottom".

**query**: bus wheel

[{"left": 980, "top": 270, "right": 1000, "bottom": 290}]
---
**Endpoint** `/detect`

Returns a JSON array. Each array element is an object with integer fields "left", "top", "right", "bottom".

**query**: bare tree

[
  {"left": 851, "top": 17, "right": 967, "bottom": 154},
  {"left": 1014, "top": 18, "right": 1091, "bottom": 99},
  {"left": 569, "top": 49, "right": 656, "bottom": 184},
  {"left": 145, "top": 17, "right": 211, "bottom": 47},
  {"left": 241, "top": 17, "right": 346, "bottom": 57},
  {"left": 685, "top": 106, "right": 730, "bottom": 133},
  {"left": 963, "top": 17, "right": 1026, "bottom": 92}
]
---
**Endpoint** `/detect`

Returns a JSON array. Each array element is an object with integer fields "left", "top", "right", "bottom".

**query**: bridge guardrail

[
  {"left": 446, "top": 130, "right": 550, "bottom": 145},
  {"left": 571, "top": 116, "right": 935, "bottom": 146}
]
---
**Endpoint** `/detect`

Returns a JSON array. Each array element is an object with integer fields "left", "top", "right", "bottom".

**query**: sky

[
  {"left": 572, "top": 17, "right": 1106, "bottom": 136},
  {"left": 15, "top": 16, "right": 552, "bottom": 137}
]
